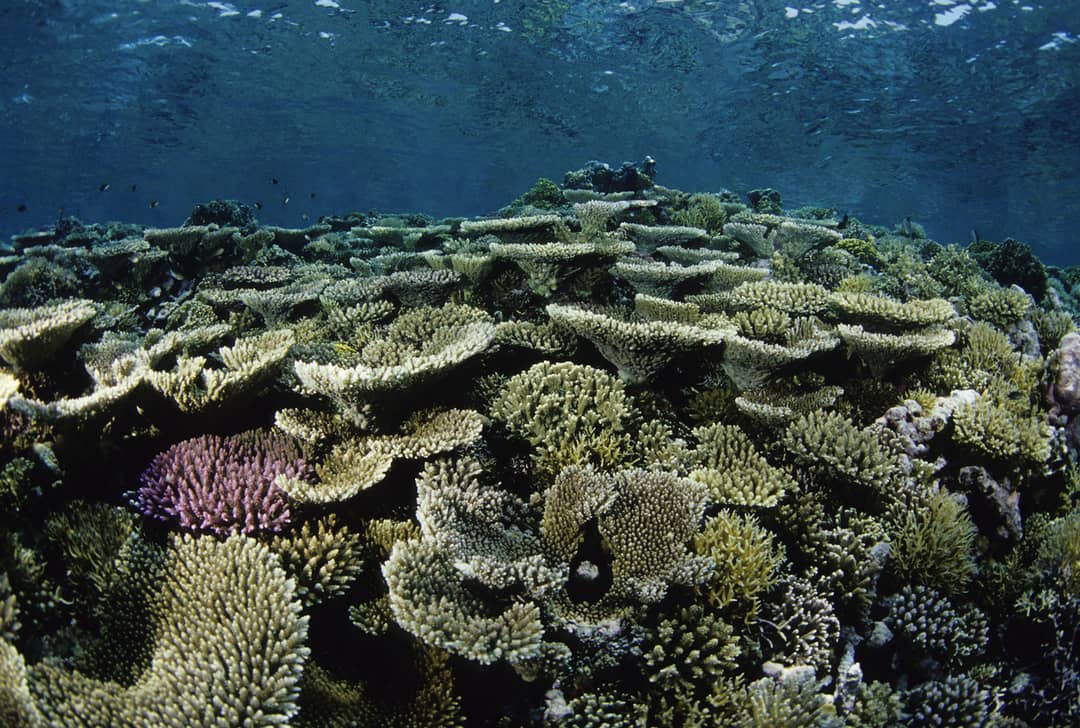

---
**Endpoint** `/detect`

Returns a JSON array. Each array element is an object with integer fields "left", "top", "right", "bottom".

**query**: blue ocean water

[{"left": 2, "top": 0, "right": 1078, "bottom": 264}]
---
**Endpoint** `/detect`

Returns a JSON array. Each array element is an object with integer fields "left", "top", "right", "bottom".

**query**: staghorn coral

[
  {"left": 547, "top": 303, "right": 727, "bottom": 383},
  {"left": 967, "top": 286, "right": 1032, "bottom": 328},
  {"left": 131, "top": 429, "right": 307, "bottom": 536},
  {"left": 734, "top": 666, "right": 837, "bottom": 728},
  {"left": 0, "top": 639, "right": 41, "bottom": 727},
  {"left": 27, "top": 534, "right": 309, "bottom": 727},
  {"left": 757, "top": 576, "right": 841, "bottom": 673},
  {"left": 951, "top": 396, "right": 1052, "bottom": 474},
  {"left": 643, "top": 603, "right": 740, "bottom": 697},
  {"left": 888, "top": 487, "right": 977, "bottom": 596},
  {"left": 883, "top": 584, "right": 988, "bottom": 667},
  {"left": 904, "top": 675, "right": 990, "bottom": 728},
  {"left": 693, "top": 510, "right": 783, "bottom": 618},
  {"left": 781, "top": 410, "right": 900, "bottom": 492}
]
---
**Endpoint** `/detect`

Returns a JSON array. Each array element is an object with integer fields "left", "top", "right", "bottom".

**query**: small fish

[
  {"left": 130, "top": 184, "right": 137, "bottom": 192},
  {"left": 254, "top": 201, "right": 263, "bottom": 210},
  {"left": 283, "top": 196, "right": 290, "bottom": 205},
  {"left": 838, "top": 213, "right": 849, "bottom": 230},
  {"left": 99, "top": 183, "right": 110, "bottom": 192},
  {"left": 149, "top": 200, "right": 160, "bottom": 208},
  {"left": 900, "top": 217, "right": 913, "bottom": 236},
  {"left": 301, "top": 213, "right": 309, "bottom": 221},
  {"left": 16, "top": 203, "right": 27, "bottom": 212},
  {"left": 309, "top": 192, "right": 316, "bottom": 199},
  {"left": 271, "top": 177, "right": 280, "bottom": 185},
  {"left": 970, "top": 229, "right": 980, "bottom": 245}
]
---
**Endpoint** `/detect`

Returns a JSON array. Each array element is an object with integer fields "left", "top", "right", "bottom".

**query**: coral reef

[{"left": 0, "top": 163, "right": 1076, "bottom": 725}]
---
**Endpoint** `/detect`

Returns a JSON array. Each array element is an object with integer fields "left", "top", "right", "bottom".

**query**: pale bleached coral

[
  {"left": 613, "top": 259, "right": 729, "bottom": 298},
  {"left": 837, "top": 324, "right": 955, "bottom": 377},
  {"left": 494, "top": 319, "right": 579, "bottom": 356},
  {"left": 547, "top": 303, "right": 727, "bottom": 383},
  {"left": 383, "top": 538, "right": 545, "bottom": 666},
  {"left": 294, "top": 305, "right": 495, "bottom": 413},
  {"left": 721, "top": 280, "right": 832, "bottom": 317},
  {"left": 0, "top": 299, "right": 97, "bottom": 371},
  {"left": 618, "top": 222, "right": 709, "bottom": 253},
  {"left": 146, "top": 328, "right": 295, "bottom": 413},
  {"left": 460, "top": 214, "right": 564, "bottom": 243},
  {"left": 720, "top": 317, "right": 839, "bottom": 391},
  {"left": 0, "top": 639, "right": 41, "bottom": 727},
  {"left": 633, "top": 294, "right": 702, "bottom": 325},
  {"left": 277, "top": 439, "right": 395, "bottom": 503},
  {"left": 827, "top": 292, "right": 955, "bottom": 329},
  {"left": 489, "top": 239, "right": 634, "bottom": 296}
]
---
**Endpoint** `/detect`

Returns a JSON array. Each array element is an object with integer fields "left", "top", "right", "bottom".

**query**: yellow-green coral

[
  {"left": 951, "top": 396, "right": 1052, "bottom": 472},
  {"left": 689, "top": 423, "right": 793, "bottom": 508},
  {"left": 491, "top": 361, "right": 633, "bottom": 475},
  {"left": 888, "top": 488, "right": 977, "bottom": 595},
  {"left": 967, "top": 286, "right": 1031, "bottom": 327},
  {"left": 694, "top": 510, "right": 783, "bottom": 618},
  {"left": 782, "top": 410, "right": 899, "bottom": 491}
]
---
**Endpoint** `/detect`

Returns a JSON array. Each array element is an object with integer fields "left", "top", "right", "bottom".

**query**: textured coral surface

[{"left": 1, "top": 161, "right": 1078, "bottom": 726}]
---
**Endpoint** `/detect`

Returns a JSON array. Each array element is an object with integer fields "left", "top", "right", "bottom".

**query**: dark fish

[
  {"left": 970, "top": 229, "right": 980, "bottom": 245},
  {"left": 271, "top": 178, "right": 280, "bottom": 185},
  {"left": 99, "top": 183, "right": 110, "bottom": 192},
  {"left": 254, "top": 201, "right": 263, "bottom": 210},
  {"left": 149, "top": 200, "right": 160, "bottom": 208},
  {"left": 309, "top": 192, "right": 316, "bottom": 199},
  {"left": 16, "top": 203, "right": 27, "bottom": 212},
  {"left": 130, "top": 184, "right": 137, "bottom": 192},
  {"left": 838, "top": 213, "right": 849, "bottom": 230}
]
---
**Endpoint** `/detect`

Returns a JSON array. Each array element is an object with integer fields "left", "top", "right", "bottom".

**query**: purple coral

[{"left": 132, "top": 430, "right": 308, "bottom": 536}]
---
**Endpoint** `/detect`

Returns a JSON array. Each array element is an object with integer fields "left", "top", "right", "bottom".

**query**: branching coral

[
  {"left": 693, "top": 510, "right": 783, "bottom": 618},
  {"left": 27, "top": 534, "right": 309, "bottom": 727},
  {"left": 491, "top": 360, "right": 633, "bottom": 475},
  {"left": 131, "top": 429, "right": 307, "bottom": 535}
]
